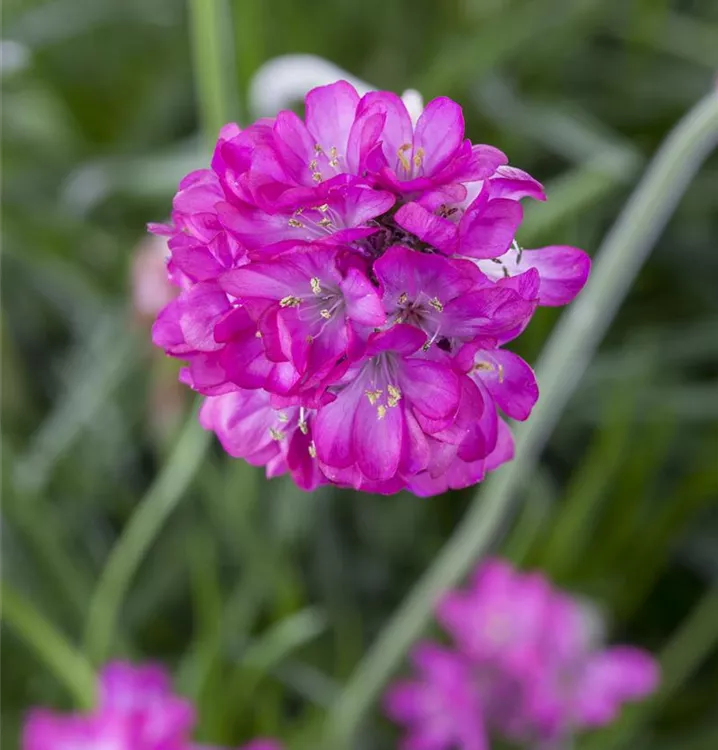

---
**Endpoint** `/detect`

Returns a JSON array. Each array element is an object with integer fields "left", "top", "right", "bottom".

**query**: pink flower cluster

[
  {"left": 150, "top": 81, "right": 590, "bottom": 495},
  {"left": 385, "top": 559, "right": 659, "bottom": 750},
  {"left": 22, "top": 661, "right": 282, "bottom": 750}
]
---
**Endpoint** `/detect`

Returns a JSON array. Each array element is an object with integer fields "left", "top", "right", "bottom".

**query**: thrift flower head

[
  {"left": 22, "top": 661, "right": 282, "bottom": 750},
  {"left": 385, "top": 559, "right": 659, "bottom": 749},
  {"left": 150, "top": 82, "right": 590, "bottom": 495}
]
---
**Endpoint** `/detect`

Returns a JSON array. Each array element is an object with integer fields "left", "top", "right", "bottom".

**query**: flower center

[
  {"left": 307, "top": 143, "right": 344, "bottom": 183},
  {"left": 361, "top": 353, "right": 402, "bottom": 420},
  {"left": 394, "top": 292, "right": 445, "bottom": 349},
  {"left": 396, "top": 143, "right": 425, "bottom": 180},
  {"left": 286, "top": 203, "right": 340, "bottom": 239}
]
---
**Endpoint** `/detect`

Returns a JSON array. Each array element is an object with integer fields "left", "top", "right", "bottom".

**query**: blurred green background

[{"left": 2, "top": 0, "right": 718, "bottom": 748}]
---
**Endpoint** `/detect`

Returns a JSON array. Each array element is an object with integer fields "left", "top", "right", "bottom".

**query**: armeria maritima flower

[
  {"left": 22, "top": 660, "right": 283, "bottom": 750},
  {"left": 150, "top": 81, "right": 590, "bottom": 495},
  {"left": 385, "top": 559, "right": 659, "bottom": 750}
]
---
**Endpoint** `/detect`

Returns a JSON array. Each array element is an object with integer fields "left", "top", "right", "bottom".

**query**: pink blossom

[
  {"left": 384, "top": 644, "right": 486, "bottom": 750},
  {"left": 23, "top": 662, "right": 194, "bottom": 750},
  {"left": 199, "top": 388, "right": 325, "bottom": 491},
  {"left": 131, "top": 236, "right": 177, "bottom": 320},
  {"left": 386, "top": 559, "right": 659, "bottom": 749},
  {"left": 22, "top": 661, "right": 285, "bottom": 750},
  {"left": 149, "top": 80, "right": 591, "bottom": 495}
]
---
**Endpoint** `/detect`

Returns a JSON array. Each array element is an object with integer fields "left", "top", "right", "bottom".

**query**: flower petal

[
  {"left": 399, "top": 360, "right": 459, "bottom": 421},
  {"left": 313, "top": 380, "right": 361, "bottom": 469},
  {"left": 356, "top": 91, "right": 413, "bottom": 168},
  {"left": 352, "top": 386, "right": 405, "bottom": 480},
  {"left": 459, "top": 197, "right": 523, "bottom": 259},
  {"left": 340, "top": 267, "right": 386, "bottom": 327},
  {"left": 471, "top": 349, "right": 538, "bottom": 421},
  {"left": 413, "top": 96, "right": 465, "bottom": 175},
  {"left": 520, "top": 245, "right": 591, "bottom": 306},
  {"left": 490, "top": 165, "right": 546, "bottom": 201},
  {"left": 305, "top": 80, "right": 361, "bottom": 156},
  {"left": 394, "top": 202, "right": 458, "bottom": 254}
]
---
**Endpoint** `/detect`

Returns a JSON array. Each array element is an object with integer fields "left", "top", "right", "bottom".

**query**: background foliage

[{"left": 2, "top": 1, "right": 718, "bottom": 749}]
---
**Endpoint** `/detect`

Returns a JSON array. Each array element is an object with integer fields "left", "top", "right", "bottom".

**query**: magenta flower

[
  {"left": 385, "top": 644, "right": 487, "bottom": 750},
  {"left": 386, "top": 559, "right": 659, "bottom": 749},
  {"left": 313, "top": 324, "right": 460, "bottom": 490},
  {"left": 23, "top": 661, "right": 194, "bottom": 750},
  {"left": 199, "top": 388, "right": 325, "bottom": 491},
  {"left": 22, "top": 661, "right": 284, "bottom": 750},
  {"left": 149, "top": 80, "right": 590, "bottom": 495}
]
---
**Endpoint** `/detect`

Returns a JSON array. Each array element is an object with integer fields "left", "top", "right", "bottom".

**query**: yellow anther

[
  {"left": 288, "top": 218, "right": 304, "bottom": 228},
  {"left": 422, "top": 342, "right": 431, "bottom": 352},
  {"left": 317, "top": 203, "right": 329, "bottom": 213},
  {"left": 413, "top": 147, "right": 425, "bottom": 168},
  {"left": 320, "top": 309, "right": 331, "bottom": 319},
  {"left": 309, "top": 159, "right": 318, "bottom": 171},
  {"left": 498, "top": 364, "right": 505, "bottom": 384},
  {"left": 314, "top": 144, "right": 323, "bottom": 153},
  {"left": 318, "top": 217, "right": 333, "bottom": 228},
  {"left": 365, "top": 389, "right": 383, "bottom": 405},
  {"left": 387, "top": 384, "right": 402, "bottom": 408},
  {"left": 329, "top": 146, "right": 338, "bottom": 158},
  {"left": 280, "top": 295, "right": 301, "bottom": 308},
  {"left": 377, "top": 405, "right": 387, "bottom": 420},
  {"left": 397, "top": 143, "right": 412, "bottom": 172},
  {"left": 298, "top": 420, "right": 309, "bottom": 435},
  {"left": 329, "top": 158, "right": 339, "bottom": 168},
  {"left": 269, "top": 427, "right": 285, "bottom": 441},
  {"left": 255, "top": 331, "right": 263, "bottom": 338},
  {"left": 398, "top": 292, "right": 408, "bottom": 305},
  {"left": 277, "top": 412, "right": 289, "bottom": 423},
  {"left": 472, "top": 361, "right": 494, "bottom": 373},
  {"left": 310, "top": 277, "right": 322, "bottom": 295},
  {"left": 308, "top": 441, "right": 317, "bottom": 457},
  {"left": 429, "top": 297, "right": 444, "bottom": 312},
  {"left": 312, "top": 172, "right": 323, "bottom": 182}
]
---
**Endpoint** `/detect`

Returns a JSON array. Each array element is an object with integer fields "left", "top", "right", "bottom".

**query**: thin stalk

[
  {"left": 2, "top": 583, "right": 96, "bottom": 709},
  {"left": 325, "top": 89, "right": 718, "bottom": 746},
  {"left": 84, "top": 404, "right": 211, "bottom": 663},
  {"left": 188, "top": 0, "right": 235, "bottom": 145}
]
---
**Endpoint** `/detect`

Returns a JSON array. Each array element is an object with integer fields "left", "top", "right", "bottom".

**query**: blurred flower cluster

[
  {"left": 23, "top": 661, "right": 282, "bottom": 750},
  {"left": 23, "top": 566, "right": 657, "bottom": 750},
  {"left": 385, "top": 558, "right": 659, "bottom": 749},
  {"left": 150, "top": 81, "right": 590, "bottom": 495}
]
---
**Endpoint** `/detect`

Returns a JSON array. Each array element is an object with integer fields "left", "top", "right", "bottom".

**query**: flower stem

[
  {"left": 188, "top": 0, "right": 235, "bottom": 145},
  {"left": 325, "top": 89, "right": 718, "bottom": 745},
  {"left": 84, "top": 403, "right": 211, "bottom": 664},
  {"left": 2, "top": 583, "right": 96, "bottom": 709}
]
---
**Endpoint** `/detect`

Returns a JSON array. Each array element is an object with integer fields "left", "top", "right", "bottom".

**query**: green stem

[
  {"left": 2, "top": 583, "right": 96, "bottom": 709},
  {"left": 84, "top": 405, "right": 211, "bottom": 663},
  {"left": 188, "top": 0, "right": 235, "bottom": 144},
  {"left": 325, "top": 89, "right": 718, "bottom": 745}
]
